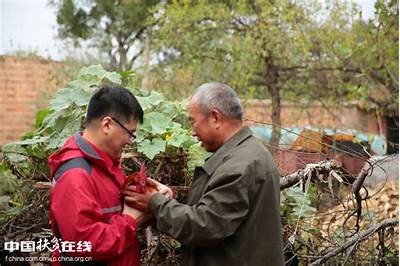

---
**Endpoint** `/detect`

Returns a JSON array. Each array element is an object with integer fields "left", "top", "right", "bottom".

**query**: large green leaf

[
  {"left": 0, "top": 170, "right": 19, "bottom": 193},
  {"left": 68, "top": 77, "right": 99, "bottom": 92},
  {"left": 137, "top": 91, "right": 165, "bottom": 111},
  {"left": 35, "top": 109, "right": 51, "bottom": 129},
  {"left": 104, "top": 72, "right": 122, "bottom": 85},
  {"left": 187, "top": 143, "right": 208, "bottom": 171},
  {"left": 48, "top": 88, "right": 73, "bottom": 111},
  {"left": 2, "top": 144, "right": 28, "bottom": 163},
  {"left": 49, "top": 88, "right": 91, "bottom": 111},
  {"left": 79, "top": 65, "right": 107, "bottom": 77},
  {"left": 143, "top": 112, "right": 172, "bottom": 135},
  {"left": 138, "top": 138, "right": 166, "bottom": 160},
  {"left": 10, "top": 136, "right": 49, "bottom": 146},
  {"left": 168, "top": 131, "right": 188, "bottom": 147},
  {"left": 47, "top": 133, "right": 66, "bottom": 150},
  {"left": 78, "top": 65, "right": 121, "bottom": 84}
]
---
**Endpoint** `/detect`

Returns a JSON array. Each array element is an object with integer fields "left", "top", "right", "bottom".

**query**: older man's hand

[
  {"left": 123, "top": 178, "right": 173, "bottom": 211},
  {"left": 147, "top": 178, "right": 174, "bottom": 199},
  {"left": 124, "top": 185, "right": 156, "bottom": 211}
]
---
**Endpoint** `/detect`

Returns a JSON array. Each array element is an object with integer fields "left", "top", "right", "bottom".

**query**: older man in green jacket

[{"left": 125, "top": 82, "right": 284, "bottom": 266}]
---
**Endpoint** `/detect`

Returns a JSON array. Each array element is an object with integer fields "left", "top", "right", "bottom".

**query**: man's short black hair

[{"left": 86, "top": 85, "right": 144, "bottom": 124}]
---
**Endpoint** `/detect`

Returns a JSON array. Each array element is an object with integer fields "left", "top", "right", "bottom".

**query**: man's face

[
  {"left": 104, "top": 116, "right": 137, "bottom": 160},
  {"left": 188, "top": 100, "right": 220, "bottom": 152}
]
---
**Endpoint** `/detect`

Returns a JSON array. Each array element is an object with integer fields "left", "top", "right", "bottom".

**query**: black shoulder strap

[{"left": 53, "top": 157, "right": 92, "bottom": 184}]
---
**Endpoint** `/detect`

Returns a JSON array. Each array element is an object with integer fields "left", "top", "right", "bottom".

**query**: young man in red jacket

[{"left": 49, "top": 86, "right": 153, "bottom": 265}]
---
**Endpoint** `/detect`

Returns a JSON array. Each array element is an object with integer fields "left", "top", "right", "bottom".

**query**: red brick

[{"left": 0, "top": 55, "right": 64, "bottom": 144}]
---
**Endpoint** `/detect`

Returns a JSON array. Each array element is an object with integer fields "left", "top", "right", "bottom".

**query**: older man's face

[{"left": 188, "top": 100, "right": 220, "bottom": 152}]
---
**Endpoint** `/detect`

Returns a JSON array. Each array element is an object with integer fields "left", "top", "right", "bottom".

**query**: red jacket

[{"left": 49, "top": 133, "right": 140, "bottom": 266}]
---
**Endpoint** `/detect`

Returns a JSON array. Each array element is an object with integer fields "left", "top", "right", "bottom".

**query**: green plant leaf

[
  {"left": 138, "top": 138, "right": 166, "bottom": 160},
  {"left": 79, "top": 65, "right": 107, "bottom": 79},
  {"left": 168, "top": 131, "right": 188, "bottom": 147},
  {"left": 78, "top": 64, "right": 121, "bottom": 85},
  {"left": 137, "top": 91, "right": 165, "bottom": 111},
  {"left": 35, "top": 109, "right": 51, "bottom": 129},
  {"left": 104, "top": 72, "right": 122, "bottom": 84},
  {"left": 143, "top": 112, "right": 172, "bottom": 135},
  {"left": 0, "top": 170, "right": 19, "bottom": 193},
  {"left": 49, "top": 88, "right": 91, "bottom": 111},
  {"left": 2, "top": 144, "right": 27, "bottom": 162},
  {"left": 10, "top": 136, "right": 49, "bottom": 146},
  {"left": 49, "top": 88, "right": 73, "bottom": 111}
]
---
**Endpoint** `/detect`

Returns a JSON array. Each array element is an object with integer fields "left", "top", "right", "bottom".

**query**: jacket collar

[
  {"left": 73, "top": 133, "right": 119, "bottom": 174},
  {"left": 203, "top": 126, "right": 252, "bottom": 176},
  {"left": 73, "top": 132, "right": 103, "bottom": 161}
]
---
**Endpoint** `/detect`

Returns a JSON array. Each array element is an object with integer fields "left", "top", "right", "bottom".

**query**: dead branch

[
  {"left": 310, "top": 218, "right": 399, "bottom": 265},
  {"left": 145, "top": 226, "right": 154, "bottom": 248},
  {"left": 5, "top": 222, "right": 47, "bottom": 239},
  {"left": 34, "top": 181, "right": 52, "bottom": 189},
  {"left": 280, "top": 160, "right": 342, "bottom": 190},
  {"left": 350, "top": 167, "right": 370, "bottom": 232},
  {"left": 145, "top": 226, "right": 157, "bottom": 259},
  {"left": 377, "top": 229, "right": 386, "bottom": 264}
]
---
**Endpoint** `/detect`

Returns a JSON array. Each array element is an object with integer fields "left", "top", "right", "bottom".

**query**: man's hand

[
  {"left": 147, "top": 178, "right": 174, "bottom": 199},
  {"left": 122, "top": 202, "right": 151, "bottom": 226},
  {"left": 123, "top": 178, "right": 173, "bottom": 211},
  {"left": 124, "top": 184, "right": 158, "bottom": 212}
]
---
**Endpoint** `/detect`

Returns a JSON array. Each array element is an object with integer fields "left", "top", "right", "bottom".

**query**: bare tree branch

[
  {"left": 310, "top": 218, "right": 399, "bottom": 265},
  {"left": 280, "top": 160, "right": 342, "bottom": 190},
  {"left": 128, "top": 47, "right": 145, "bottom": 69},
  {"left": 278, "top": 65, "right": 364, "bottom": 73},
  {"left": 351, "top": 167, "right": 370, "bottom": 232}
]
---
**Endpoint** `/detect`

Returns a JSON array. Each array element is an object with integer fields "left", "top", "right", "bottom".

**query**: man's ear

[
  {"left": 100, "top": 116, "right": 113, "bottom": 135},
  {"left": 210, "top": 109, "right": 223, "bottom": 129}
]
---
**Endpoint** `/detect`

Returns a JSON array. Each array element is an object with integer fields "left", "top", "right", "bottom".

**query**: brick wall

[
  {"left": 243, "top": 99, "right": 387, "bottom": 135},
  {"left": 0, "top": 56, "right": 62, "bottom": 145}
]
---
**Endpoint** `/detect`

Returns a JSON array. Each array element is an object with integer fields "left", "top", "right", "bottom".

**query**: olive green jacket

[{"left": 149, "top": 127, "right": 284, "bottom": 266}]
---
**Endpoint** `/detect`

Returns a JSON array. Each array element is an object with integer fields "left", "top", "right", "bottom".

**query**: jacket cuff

[
  {"left": 122, "top": 213, "right": 138, "bottom": 227},
  {"left": 149, "top": 193, "right": 169, "bottom": 215}
]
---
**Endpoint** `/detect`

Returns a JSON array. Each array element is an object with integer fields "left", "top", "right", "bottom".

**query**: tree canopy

[
  {"left": 51, "top": 0, "right": 160, "bottom": 71},
  {"left": 52, "top": 0, "right": 399, "bottom": 148},
  {"left": 143, "top": 0, "right": 398, "bottom": 149}
]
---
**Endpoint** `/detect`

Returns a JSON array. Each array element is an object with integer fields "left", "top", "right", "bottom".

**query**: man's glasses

[{"left": 110, "top": 117, "right": 136, "bottom": 141}]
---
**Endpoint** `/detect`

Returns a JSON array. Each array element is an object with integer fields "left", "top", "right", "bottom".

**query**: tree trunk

[
  {"left": 141, "top": 29, "right": 151, "bottom": 90},
  {"left": 264, "top": 55, "right": 281, "bottom": 155},
  {"left": 118, "top": 39, "right": 128, "bottom": 71}
]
